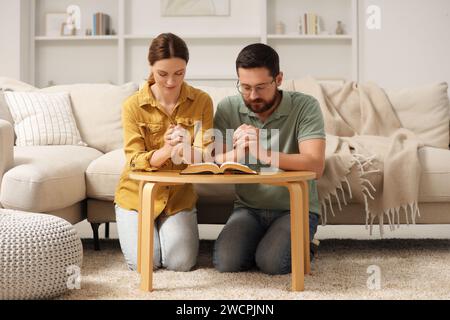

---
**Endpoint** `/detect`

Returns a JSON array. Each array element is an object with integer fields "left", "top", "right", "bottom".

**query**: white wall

[
  {"left": 122, "top": 0, "right": 261, "bottom": 84},
  {"left": 0, "top": 0, "right": 22, "bottom": 79},
  {"left": 0, "top": 0, "right": 31, "bottom": 82},
  {"left": 125, "top": 0, "right": 260, "bottom": 36},
  {"left": 359, "top": 0, "right": 450, "bottom": 88},
  {"left": 1, "top": 0, "right": 447, "bottom": 87}
]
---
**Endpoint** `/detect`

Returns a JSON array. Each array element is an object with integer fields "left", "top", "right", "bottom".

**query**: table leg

[
  {"left": 300, "top": 181, "right": 310, "bottom": 275},
  {"left": 137, "top": 181, "right": 144, "bottom": 274},
  {"left": 140, "top": 182, "right": 158, "bottom": 292},
  {"left": 287, "top": 182, "right": 305, "bottom": 292}
]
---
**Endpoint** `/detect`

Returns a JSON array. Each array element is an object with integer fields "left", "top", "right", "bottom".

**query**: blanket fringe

[
  {"left": 320, "top": 178, "right": 351, "bottom": 226},
  {"left": 320, "top": 152, "right": 420, "bottom": 236},
  {"left": 373, "top": 201, "right": 420, "bottom": 237}
]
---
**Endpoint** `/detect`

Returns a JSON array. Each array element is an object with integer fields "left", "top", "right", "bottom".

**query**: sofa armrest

[{"left": 0, "top": 119, "right": 14, "bottom": 194}]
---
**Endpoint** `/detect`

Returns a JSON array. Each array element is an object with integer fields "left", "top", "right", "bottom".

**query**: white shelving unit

[
  {"left": 35, "top": 36, "right": 119, "bottom": 41},
  {"left": 267, "top": 35, "right": 353, "bottom": 40},
  {"left": 123, "top": 34, "right": 261, "bottom": 40},
  {"left": 29, "top": 0, "right": 359, "bottom": 88}
]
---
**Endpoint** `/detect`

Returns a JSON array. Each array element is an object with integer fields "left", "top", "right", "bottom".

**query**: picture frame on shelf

[
  {"left": 161, "top": 0, "right": 230, "bottom": 17},
  {"left": 61, "top": 22, "right": 76, "bottom": 36},
  {"left": 45, "top": 13, "right": 67, "bottom": 37}
]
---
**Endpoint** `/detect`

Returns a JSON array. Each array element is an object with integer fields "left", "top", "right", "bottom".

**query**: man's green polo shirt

[{"left": 213, "top": 90, "right": 326, "bottom": 214}]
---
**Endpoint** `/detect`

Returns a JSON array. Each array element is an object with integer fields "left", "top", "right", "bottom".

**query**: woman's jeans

[
  {"left": 213, "top": 207, "right": 320, "bottom": 275},
  {"left": 115, "top": 205, "right": 199, "bottom": 272}
]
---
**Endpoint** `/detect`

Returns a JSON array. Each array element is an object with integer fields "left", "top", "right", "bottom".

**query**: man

[{"left": 212, "top": 43, "right": 326, "bottom": 275}]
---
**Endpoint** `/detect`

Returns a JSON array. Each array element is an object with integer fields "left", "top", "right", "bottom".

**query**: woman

[{"left": 114, "top": 33, "right": 214, "bottom": 272}]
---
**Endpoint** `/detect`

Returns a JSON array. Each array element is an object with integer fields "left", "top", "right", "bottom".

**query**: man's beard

[{"left": 244, "top": 91, "right": 280, "bottom": 114}]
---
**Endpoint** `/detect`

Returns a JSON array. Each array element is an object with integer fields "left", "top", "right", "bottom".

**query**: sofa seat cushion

[
  {"left": 86, "top": 147, "right": 450, "bottom": 206},
  {"left": 418, "top": 146, "right": 450, "bottom": 202},
  {"left": 86, "top": 149, "right": 124, "bottom": 201},
  {"left": 0, "top": 146, "right": 102, "bottom": 212},
  {"left": 86, "top": 149, "right": 238, "bottom": 204},
  {"left": 325, "top": 146, "right": 450, "bottom": 206}
]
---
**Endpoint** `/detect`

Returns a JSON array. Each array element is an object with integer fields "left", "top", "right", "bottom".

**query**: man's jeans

[
  {"left": 213, "top": 207, "right": 320, "bottom": 275},
  {"left": 115, "top": 205, "right": 199, "bottom": 272}
]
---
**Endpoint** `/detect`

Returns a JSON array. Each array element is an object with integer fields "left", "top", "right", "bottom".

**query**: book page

[
  {"left": 180, "top": 162, "right": 220, "bottom": 174},
  {"left": 220, "top": 161, "right": 242, "bottom": 166},
  {"left": 219, "top": 162, "right": 257, "bottom": 174},
  {"left": 188, "top": 162, "right": 217, "bottom": 168}
]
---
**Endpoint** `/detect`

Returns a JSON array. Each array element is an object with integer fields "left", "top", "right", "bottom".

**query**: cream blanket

[{"left": 293, "top": 77, "right": 423, "bottom": 235}]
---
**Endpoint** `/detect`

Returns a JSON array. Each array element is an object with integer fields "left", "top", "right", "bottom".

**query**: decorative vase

[
  {"left": 336, "top": 21, "right": 344, "bottom": 35},
  {"left": 275, "top": 21, "right": 285, "bottom": 35}
]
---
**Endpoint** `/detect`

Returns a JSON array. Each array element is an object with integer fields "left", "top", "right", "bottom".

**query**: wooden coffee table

[{"left": 129, "top": 170, "right": 316, "bottom": 292}]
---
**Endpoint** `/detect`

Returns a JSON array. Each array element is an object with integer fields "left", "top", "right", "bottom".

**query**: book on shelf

[
  {"left": 93, "top": 12, "right": 110, "bottom": 35},
  {"left": 180, "top": 162, "right": 257, "bottom": 175},
  {"left": 302, "top": 13, "right": 319, "bottom": 35}
]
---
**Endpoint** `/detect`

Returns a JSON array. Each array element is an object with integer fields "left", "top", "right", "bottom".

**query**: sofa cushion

[
  {"left": 0, "top": 77, "right": 37, "bottom": 92},
  {"left": 4, "top": 91, "right": 86, "bottom": 147},
  {"left": 83, "top": 147, "right": 450, "bottom": 207},
  {"left": 86, "top": 149, "right": 124, "bottom": 201},
  {"left": 195, "top": 86, "right": 236, "bottom": 114},
  {"left": 386, "top": 82, "right": 450, "bottom": 149},
  {"left": 1, "top": 77, "right": 37, "bottom": 143},
  {"left": 0, "top": 146, "right": 103, "bottom": 212},
  {"left": 86, "top": 148, "right": 450, "bottom": 205},
  {"left": 325, "top": 146, "right": 450, "bottom": 205},
  {"left": 291, "top": 78, "right": 449, "bottom": 149},
  {"left": 418, "top": 146, "right": 450, "bottom": 202},
  {"left": 41, "top": 83, "right": 138, "bottom": 153},
  {"left": 86, "top": 148, "right": 237, "bottom": 203},
  {"left": 0, "top": 91, "right": 14, "bottom": 125}
]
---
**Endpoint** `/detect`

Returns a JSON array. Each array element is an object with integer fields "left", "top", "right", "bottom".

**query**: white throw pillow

[
  {"left": 386, "top": 82, "right": 450, "bottom": 149},
  {"left": 4, "top": 91, "right": 87, "bottom": 147}
]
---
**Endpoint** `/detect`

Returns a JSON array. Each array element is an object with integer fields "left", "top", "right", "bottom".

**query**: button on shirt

[{"left": 114, "top": 80, "right": 214, "bottom": 218}]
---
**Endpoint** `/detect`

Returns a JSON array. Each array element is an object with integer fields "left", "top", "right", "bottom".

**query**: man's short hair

[{"left": 235, "top": 43, "right": 280, "bottom": 78}]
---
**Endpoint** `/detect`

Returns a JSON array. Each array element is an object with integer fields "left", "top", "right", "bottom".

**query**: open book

[{"left": 180, "top": 162, "right": 257, "bottom": 175}]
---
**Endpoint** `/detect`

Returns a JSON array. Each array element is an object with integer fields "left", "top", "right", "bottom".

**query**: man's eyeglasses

[{"left": 236, "top": 79, "right": 276, "bottom": 96}]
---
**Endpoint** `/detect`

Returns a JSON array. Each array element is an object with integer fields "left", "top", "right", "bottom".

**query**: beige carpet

[{"left": 60, "top": 239, "right": 450, "bottom": 300}]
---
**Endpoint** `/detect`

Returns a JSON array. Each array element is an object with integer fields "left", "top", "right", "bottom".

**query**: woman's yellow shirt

[{"left": 114, "top": 80, "right": 214, "bottom": 218}]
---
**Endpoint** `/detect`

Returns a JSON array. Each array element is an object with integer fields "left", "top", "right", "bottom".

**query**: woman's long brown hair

[{"left": 147, "top": 33, "right": 189, "bottom": 83}]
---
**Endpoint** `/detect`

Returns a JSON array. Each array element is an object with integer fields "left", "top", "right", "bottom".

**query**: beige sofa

[{"left": 1, "top": 77, "right": 450, "bottom": 250}]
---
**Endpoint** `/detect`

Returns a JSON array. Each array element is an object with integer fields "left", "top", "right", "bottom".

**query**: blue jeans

[
  {"left": 213, "top": 207, "right": 319, "bottom": 275},
  {"left": 115, "top": 205, "right": 199, "bottom": 272}
]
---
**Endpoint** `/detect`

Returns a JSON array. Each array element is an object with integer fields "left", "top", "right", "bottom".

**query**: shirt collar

[{"left": 138, "top": 79, "right": 195, "bottom": 108}]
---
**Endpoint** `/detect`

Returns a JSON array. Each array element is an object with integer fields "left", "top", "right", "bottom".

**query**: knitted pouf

[{"left": 0, "top": 209, "right": 83, "bottom": 299}]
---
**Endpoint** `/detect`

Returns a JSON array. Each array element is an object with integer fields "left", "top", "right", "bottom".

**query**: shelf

[
  {"left": 35, "top": 36, "right": 119, "bottom": 41},
  {"left": 35, "top": 35, "right": 260, "bottom": 41},
  {"left": 31, "top": 0, "right": 359, "bottom": 86},
  {"left": 124, "top": 34, "right": 261, "bottom": 40},
  {"left": 267, "top": 34, "right": 352, "bottom": 40}
]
